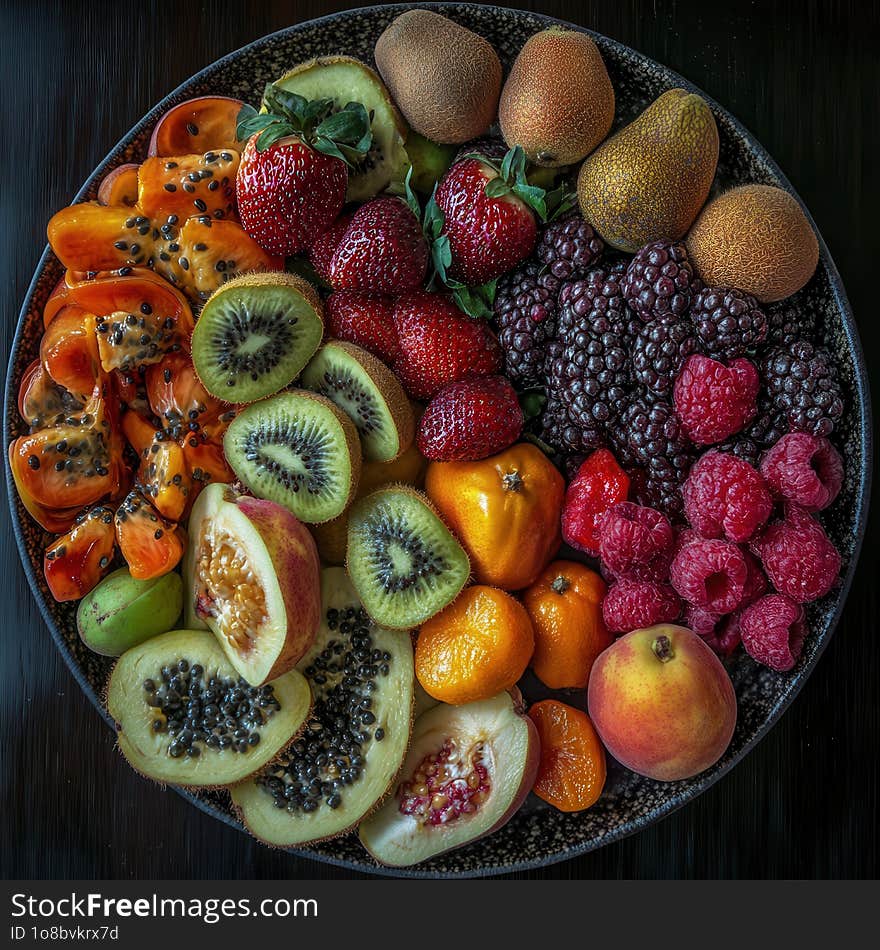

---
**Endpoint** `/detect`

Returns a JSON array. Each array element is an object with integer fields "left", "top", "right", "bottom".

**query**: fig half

[
  {"left": 106, "top": 629, "right": 312, "bottom": 787},
  {"left": 182, "top": 483, "right": 321, "bottom": 685},
  {"left": 231, "top": 567, "right": 414, "bottom": 845},
  {"left": 358, "top": 689, "right": 540, "bottom": 867}
]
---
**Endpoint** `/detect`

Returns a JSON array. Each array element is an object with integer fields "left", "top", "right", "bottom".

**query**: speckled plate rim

[{"left": 4, "top": 2, "right": 872, "bottom": 879}]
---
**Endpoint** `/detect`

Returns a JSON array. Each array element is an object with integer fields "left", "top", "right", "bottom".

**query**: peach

[{"left": 587, "top": 624, "right": 737, "bottom": 781}]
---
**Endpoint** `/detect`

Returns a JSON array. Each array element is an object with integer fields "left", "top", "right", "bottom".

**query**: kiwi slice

[
  {"left": 223, "top": 390, "right": 361, "bottom": 524},
  {"left": 346, "top": 486, "right": 470, "bottom": 630},
  {"left": 231, "top": 567, "right": 414, "bottom": 846},
  {"left": 191, "top": 272, "right": 324, "bottom": 403},
  {"left": 300, "top": 340, "right": 414, "bottom": 463},
  {"left": 269, "top": 56, "right": 410, "bottom": 201}
]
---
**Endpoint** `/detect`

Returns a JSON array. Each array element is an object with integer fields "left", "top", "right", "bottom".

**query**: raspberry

[
  {"left": 750, "top": 505, "right": 841, "bottom": 603},
  {"left": 685, "top": 605, "right": 742, "bottom": 657},
  {"left": 689, "top": 286, "right": 768, "bottom": 360},
  {"left": 561, "top": 448, "right": 630, "bottom": 556},
  {"left": 760, "top": 432, "right": 844, "bottom": 512},
  {"left": 621, "top": 240, "right": 699, "bottom": 321},
  {"left": 674, "top": 354, "right": 759, "bottom": 445},
  {"left": 602, "top": 580, "right": 682, "bottom": 634},
  {"left": 669, "top": 538, "right": 748, "bottom": 614},
  {"left": 598, "top": 502, "right": 674, "bottom": 581},
  {"left": 631, "top": 317, "right": 700, "bottom": 402},
  {"left": 536, "top": 214, "right": 604, "bottom": 280},
  {"left": 682, "top": 450, "right": 773, "bottom": 542},
  {"left": 741, "top": 549, "right": 770, "bottom": 607},
  {"left": 493, "top": 261, "right": 560, "bottom": 387},
  {"left": 761, "top": 340, "right": 844, "bottom": 438},
  {"left": 740, "top": 594, "right": 808, "bottom": 672}
]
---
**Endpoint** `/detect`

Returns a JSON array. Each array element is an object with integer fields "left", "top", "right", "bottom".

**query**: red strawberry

[
  {"left": 329, "top": 196, "right": 429, "bottom": 294},
  {"left": 417, "top": 375, "right": 523, "bottom": 462},
  {"left": 392, "top": 291, "right": 503, "bottom": 400},
  {"left": 237, "top": 136, "right": 347, "bottom": 257},
  {"left": 235, "top": 90, "right": 372, "bottom": 256},
  {"left": 307, "top": 212, "right": 353, "bottom": 282},
  {"left": 325, "top": 290, "right": 399, "bottom": 365},
  {"left": 561, "top": 449, "right": 631, "bottom": 556},
  {"left": 434, "top": 149, "right": 541, "bottom": 286}
]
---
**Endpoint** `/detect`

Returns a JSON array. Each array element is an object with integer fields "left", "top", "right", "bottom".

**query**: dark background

[{"left": 1, "top": 0, "right": 877, "bottom": 879}]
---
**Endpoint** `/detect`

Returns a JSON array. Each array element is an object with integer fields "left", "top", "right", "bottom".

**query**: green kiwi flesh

[
  {"left": 346, "top": 487, "right": 470, "bottom": 630},
  {"left": 191, "top": 273, "right": 324, "bottom": 403},
  {"left": 223, "top": 390, "right": 361, "bottom": 524},
  {"left": 301, "top": 340, "right": 414, "bottom": 463},
  {"left": 231, "top": 567, "right": 414, "bottom": 846},
  {"left": 270, "top": 57, "right": 410, "bottom": 202}
]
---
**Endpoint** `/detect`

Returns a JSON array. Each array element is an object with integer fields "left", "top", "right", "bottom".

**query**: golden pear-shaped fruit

[{"left": 577, "top": 89, "right": 719, "bottom": 252}]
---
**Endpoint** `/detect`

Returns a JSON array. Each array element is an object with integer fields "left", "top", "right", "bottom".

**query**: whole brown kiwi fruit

[
  {"left": 499, "top": 26, "right": 615, "bottom": 167},
  {"left": 686, "top": 184, "right": 819, "bottom": 302},
  {"left": 577, "top": 89, "right": 719, "bottom": 252},
  {"left": 374, "top": 9, "right": 502, "bottom": 145}
]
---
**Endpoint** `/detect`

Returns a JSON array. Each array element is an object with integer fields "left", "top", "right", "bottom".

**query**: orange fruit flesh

[{"left": 530, "top": 699, "right": 606, "bottom": 813}]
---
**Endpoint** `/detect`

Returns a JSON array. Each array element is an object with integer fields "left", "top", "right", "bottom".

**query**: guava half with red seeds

[{"left": 359, "top": 689, "right": 539, "bottom": 867}]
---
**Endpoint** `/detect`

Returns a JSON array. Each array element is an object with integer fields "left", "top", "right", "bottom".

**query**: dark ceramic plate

[{"left": 4, "top": 3, "right": 872, "bottom": 877}]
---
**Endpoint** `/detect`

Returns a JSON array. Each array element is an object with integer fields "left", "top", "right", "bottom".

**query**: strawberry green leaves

[
  {"left": 404, "top": 168, "right": 497, "bottom": 320},
  {"left": 236, "top": 83, "right": 372, "bottom": 165}
]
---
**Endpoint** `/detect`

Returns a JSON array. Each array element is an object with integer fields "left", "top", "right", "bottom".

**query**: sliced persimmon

[
  {"left": 144, "top": 352, "right": 230, "bottom": 442},
  {"left": 114, "top": 491, "right": 184, "bottom": 580},
  {"left": 97, "top": 163, "right": 140, "bottom": 208},
  {"left": 40, "top": 304, "right": 101, "bottom": 398},
  {"left": 137, "top": 150, "right": 238, "bottom": 220},
  {"left": 18, "top": 360, "right": 85, "bottom": 430},
  {"left": 44, "top": 505, "right": 116, "bottom": 602},
  {"left": 47, "top": 202, "right": 151, "bottom": 272},
  {"left": 182, "top": 437, "right": 236, "bottom": 512},
  {"left": 148, "top": 96, "right": 245, "bottom": 156},
  {"left": 138, "top": 436, "right": 192, "bottom": 522}
]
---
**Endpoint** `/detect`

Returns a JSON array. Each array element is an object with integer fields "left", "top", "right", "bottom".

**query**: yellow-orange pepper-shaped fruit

[
  {"left": 425, "top": 443, "right": 564, "bottom": 591},
  {"left": 522, "top": 561, "right": 611, "bottom": 689}
]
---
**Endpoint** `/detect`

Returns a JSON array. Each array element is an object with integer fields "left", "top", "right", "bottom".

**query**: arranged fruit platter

[{"left": 5, "top": 4, "right": 870, "bottom": 876}]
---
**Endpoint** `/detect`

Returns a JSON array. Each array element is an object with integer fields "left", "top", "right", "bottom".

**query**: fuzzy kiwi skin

[
  {"left": 577, "top": 89, "right": 719, "bottom": 253},
  {"left": 499, "top": 26, "right": 615, "bottom": 168},
  {"left": 686, "top": 184, "right": 819, "bottom": 303},
  {"left": 193, "top": 270, "right": 325, "bottom": 402},
  {"left": 305, "top": 339, "right": 415, "bottom": 463},
  {"left": 374, "top": 10, "right": 502, "bottom": 145}
]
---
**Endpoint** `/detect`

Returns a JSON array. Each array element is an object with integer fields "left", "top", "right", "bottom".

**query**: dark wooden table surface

[{"left": 2, "top": 0, "right": 877, "bottom": 879}]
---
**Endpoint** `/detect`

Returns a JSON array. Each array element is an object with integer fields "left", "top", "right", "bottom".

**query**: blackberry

[
  {"left": 689, "top": 286, "right": 768, "bottom": 360},
  {"left": 762, "top": 340, "right": 844, "bottom": 437},
  {"left": 632, "top": 316, "right": 699, "bottom": 402},
  {"left": 718, "top": 409, "right": 788, "bottom": 468},
  {"left": 612, "top": 398, "right": 694, "bottom": 516},
  {"left": 494, "top": 262, "right": 560, "bottom": 387},
  {"left": 536, "top": 214, "right": 604, "bottom": 281},
  {"left": 454, "top": 136, "right": 507, "bottom": 164},
  {"left": 548, "top": 267, "right": 633, "bottom": 431},
  {"left": 765, "top": 300, "right": 817, "bottom": 348},
  {"left": 621, "top": 240, "right": 699, "bottom": 321},
  {"left": 538, "top": 390, "right": 603, "bottom": 455}
]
